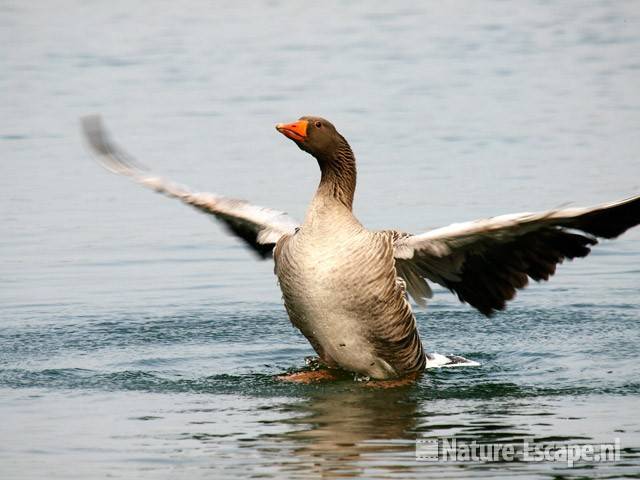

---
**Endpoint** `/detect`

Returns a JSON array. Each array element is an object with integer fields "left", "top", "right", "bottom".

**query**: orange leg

[{"left": 276, "top": 369, "right": 341, "bottom": 384}]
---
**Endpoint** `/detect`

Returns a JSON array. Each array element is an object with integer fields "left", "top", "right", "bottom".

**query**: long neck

[{"left": 315, "top": 137, "right": 357, "bottom": 210}]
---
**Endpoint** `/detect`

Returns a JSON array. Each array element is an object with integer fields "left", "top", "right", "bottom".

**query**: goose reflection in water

[
  {"left": 248, "top": 381, "right": 601, "bottom": 478},
  {"left": 258, "top": 385, "right": 421, "bottom": 477}
]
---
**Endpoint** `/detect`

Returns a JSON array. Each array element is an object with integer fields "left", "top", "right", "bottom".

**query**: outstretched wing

[
  {"left": 81, "top": 115, "right": 299, "bottom": 258},
  {"left": 392, "top": 195, "right": 640, "bottom": 315}
]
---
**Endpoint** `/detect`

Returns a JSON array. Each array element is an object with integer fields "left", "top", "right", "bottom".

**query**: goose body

[
  {"left": 82, "top": 115, "right": 640, "bottom": 380},
  {"left": 275, "top": 197, "right": 424, "bottom": 378}
]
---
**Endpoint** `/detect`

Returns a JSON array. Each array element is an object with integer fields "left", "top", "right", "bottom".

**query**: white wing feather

[{"left": 81, "top": 115, "right": 299, "bottom": 258}]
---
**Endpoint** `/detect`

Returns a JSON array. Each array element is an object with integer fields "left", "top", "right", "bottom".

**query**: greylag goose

[{"left": 82, "top": 115, "right": 640, "bottom": 382}]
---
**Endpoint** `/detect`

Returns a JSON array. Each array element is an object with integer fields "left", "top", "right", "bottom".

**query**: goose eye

[{"left": 315, "top": 121, "right": 322, "bottom": 128}]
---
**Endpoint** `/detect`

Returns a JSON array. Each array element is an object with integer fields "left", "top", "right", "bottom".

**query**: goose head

[
  {"left": 276, "top": 115, "right": 357, "bottom": 208},
  {"left": 276, "top": 116, "right": 346, "bottom": 162}
]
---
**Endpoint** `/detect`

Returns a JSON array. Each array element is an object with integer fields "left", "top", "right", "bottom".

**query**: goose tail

[{"left": 425, "top": 352, "right": 480, "bottom": 368}]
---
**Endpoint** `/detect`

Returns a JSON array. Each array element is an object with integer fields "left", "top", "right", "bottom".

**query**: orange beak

[{"left": 276, "top": 119, "right": 308, "bottom": 142}]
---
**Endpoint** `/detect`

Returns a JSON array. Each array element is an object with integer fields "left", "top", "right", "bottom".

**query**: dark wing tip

[
  {"left": 80, "top": 115, "right": 148, "bottom": 174},
  {"left": 575, "top": 195, "right": 640, "bottom": 239},
  {"left": 81, "top": 115, "right": 113, "bottom": 156}
]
